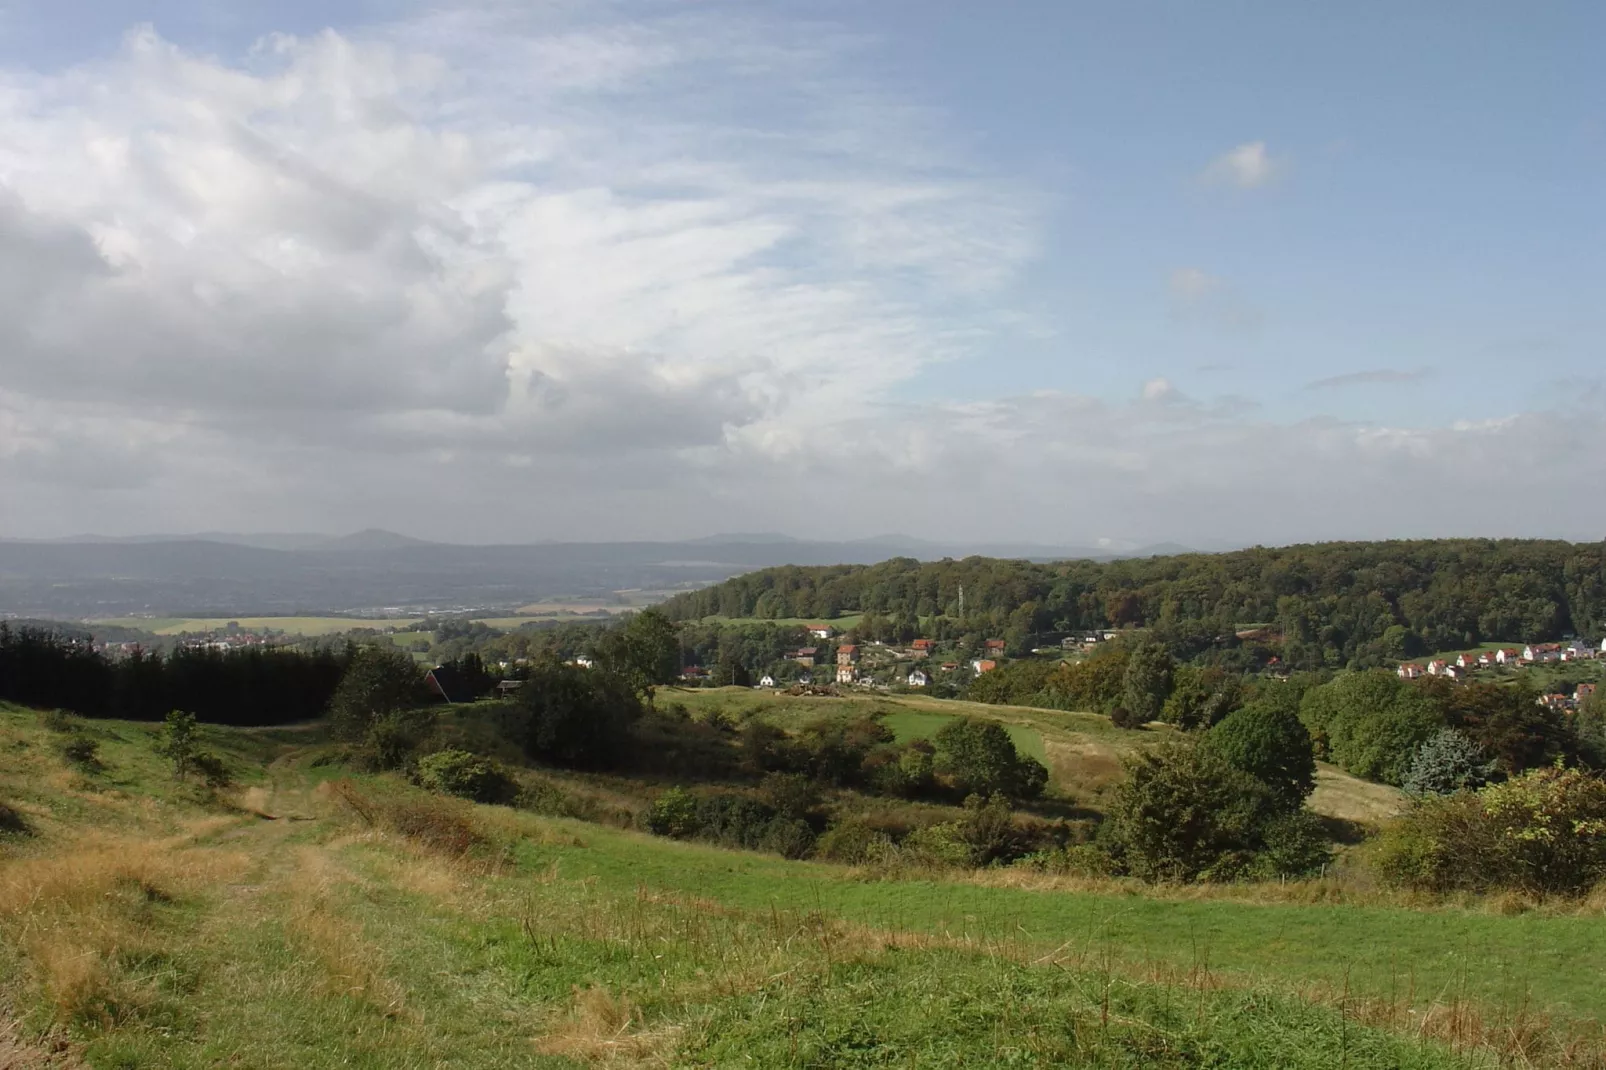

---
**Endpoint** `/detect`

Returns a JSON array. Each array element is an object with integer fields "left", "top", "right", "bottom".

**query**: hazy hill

[{"left": 0, "top": 532, "right": 1186, "bottom": 618}]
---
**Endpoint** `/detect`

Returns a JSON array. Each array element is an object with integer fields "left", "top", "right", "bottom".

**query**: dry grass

[
  {"left": 1044, "top": 739, "right": 1124, "bottom": 796},
  {"left": 1308, "top": 763, "right": 1408, "bottom": 825},
  {"left": 534, "top": 987, "right": 682, "bottom": 1067},
  {"left": 0, "top": 827, "right": 250, "bottom": 1025},
  {"left": 281, "top": 846, "right": 407, "bottom": 1017}
]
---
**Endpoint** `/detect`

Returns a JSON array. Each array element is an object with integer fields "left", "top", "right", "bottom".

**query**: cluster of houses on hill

[
  {"left": 760, "top": 628, "right": 1017, "bottom": 690},
  {"left": 1397, "top": 639, "right": 1604, "bottom": 682},
  {"left": 1396, "top": 639, "right": 1603, "bottom": 710}
]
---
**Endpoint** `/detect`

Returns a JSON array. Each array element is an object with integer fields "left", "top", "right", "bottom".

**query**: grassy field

[
  {"left": 1, "top": 701, "right": 1597, "bottom": 1067},
  {"left": 88, "top": 615, "right": 424, "bottom": 636}
]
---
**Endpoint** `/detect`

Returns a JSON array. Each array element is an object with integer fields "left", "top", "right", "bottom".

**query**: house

[
  {"left": 939, "top": 661, "right": 959, "bottom": 672},
  {"left": 1426, "top": 659, "right": 1449, "bottom": 676},
  {"left": 574, "top": 654, "right": 595, "bottom": 669},
  {"left": 495, "top": 679, "right": 524, "bottom": 696},
  {"left": 1538, "top": 693, "right": 1573, "bottom": 711},
  {"left": 1455, "top": 653, "right": 1480, "bottom": 670},
  {"left": 1563, "top": 642, "right": 1595, "bottom": 662},
  {"left": 984, "top": 639, "right": 1007, "bottom": 657},
  {"left": 971, "top": 659, "right": 997, "bottom": 674},
  {"left": 1397, "top": 663, "right": 1424, "bottom": 680},
  {"left": 758, "top": 674, "right": 776, "bottom": 688},
  {"left": 424, "top": 665, "right": 477, "bottom": 705},
  {"left": 1496, "top": 648, "right": 1522, "bottom": 665},
  {"left": 1477, "top": 652, "right": 1497, "bottom": 667},
  {"left": 1060, "top": 637, "right": 1079, "bottom": 650},
  {"left": 906, "top": 669, "right": 929, "bottom": 688},
  {"left": 837, "top": 644, "right": 859, "bottom": 666},
  {"left": 680, "top": 666, "right": 709, "bottom": 681},
  {"left": 809, "top": 625, "right": 836, "bottom": 640},
  {"left": 795, "top": 647, "right": 818, "bottom": 667},
  {"left": 1574, "top": 682, "right": 1597, "bottom": 704},
  {"left": 911, "top": 639, "right": 934, "bottom": 658},
  {"left": 835, "top": 666, "right": 857, "bottom": 684},
  {"left": 1524, "top": 643, "right": 1563, "bottom": 664},
  {"left": 1444, "top": 664, "right": 1465, "bottom": 681},
  {"left": 797, "top": 672, "right": 813, "bottom": 686}
]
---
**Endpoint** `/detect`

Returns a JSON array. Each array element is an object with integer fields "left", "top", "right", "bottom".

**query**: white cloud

[{"left": 1200, "top": 140, "right": 1281, "bottom": 188}]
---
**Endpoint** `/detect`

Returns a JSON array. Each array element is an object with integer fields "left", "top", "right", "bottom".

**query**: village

[{"left": 1397, "top": 639, "right": 1604, "bottom": 710}]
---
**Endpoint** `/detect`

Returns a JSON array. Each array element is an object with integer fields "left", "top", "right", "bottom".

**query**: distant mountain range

[{"left": 0, "top": 531, "right": 1208, "bottom": 618}]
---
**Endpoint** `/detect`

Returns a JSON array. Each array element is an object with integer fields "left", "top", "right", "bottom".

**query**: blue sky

[{"left": 0, "top": 2, "right": 1602, "bottom": 544}]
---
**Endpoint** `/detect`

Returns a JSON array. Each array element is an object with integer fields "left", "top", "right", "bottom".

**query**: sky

[{"left": 0, "top": 1, "right": 1603, "bottom": 547}]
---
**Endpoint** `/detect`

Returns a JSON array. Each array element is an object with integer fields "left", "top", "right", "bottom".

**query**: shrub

[
  {"left": 58, "top": 736, "right": 101, "bottom": 770},
  {"left": 1102, "top": 740, "right": 1292, "bottom": 883},
  {"left": 646, "top": 787, "right": 699, "bottom": 839},
  {"left": 757, "top": 817, "right": 816, "bottom": 860},
  {"left": 758, "top": 773, "right": 819, "bottom": 821},
  {"left": 1373, "top": 765, "right": 1606, "bottom": 897},
  {"left": 1109, "top": 706, "right": 1144, "bottom": 730},
  {"left": 364, "top": 708, "right": 438, "bottom": 771},
  {"left": 900, "top": 795, "right": 1033, "bottom": 869},
  {"left": 1205, "top": 701, "right": 1316, "bottom": 812},
  {"left": 933, "top": 718, "right": 1046, "bottom": 800},
  {"left": 190, "top": 751, "right": 233, "bottom": 788},
  {"left": 328, "top": 645, "right": 430, "bottom": 742},
  {"left": 814, "top": 819, "right": 895, "bottom": 865},
  {"left": 1120, "top": 643, "right": 1174, "bottom": 723},
  {"left": 516, "top": 661, "right": 642, "bottom": 768},
  {"left": 1246, "top": 811, "right": 1332, "bottom": 879},
  {"left": 416, "top": 749, "right": 517, "bottom": 804},
  {"left": 39, "top": 708, "right": 74, "bottom": 733},
  {"left": 1401, "top": 729, "right": 1496, "bottom": 796}
]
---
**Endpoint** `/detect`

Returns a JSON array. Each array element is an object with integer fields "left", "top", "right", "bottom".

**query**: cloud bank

[{"left": 0, "top": 13, "right": 1601, "bottom": 546}]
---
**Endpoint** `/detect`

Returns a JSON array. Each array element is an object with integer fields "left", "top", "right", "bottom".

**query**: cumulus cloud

[
  {"left": 0, "top": 13, "right": 1601, "bottom": 545},
  {"left": 1200, "top": 140, "right": 1281, "bottom": 188}
]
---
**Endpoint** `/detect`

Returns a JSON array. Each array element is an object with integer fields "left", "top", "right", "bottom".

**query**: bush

[
  {"left": 58, "top": 735, "right": 100, "bottom": 769},
  {"left": 933, "top": 718, "right": 1046, "bottom": 800},
  {"left": 1109, "top": 706, "right": 1144, "bottom": 730},
  {"left": 1373, "top": 765, "right": 1606, "bottom": 897},
  {"left": 39, "top": 708, "right": 74, "bottom": 733},
  {"left": 1102, "top": 740, "right": 1302, "bottom": 883},
  {"left": 416, "top": 748, "right": 518, "bottom": 804},
  {"left": 516, "top": 661, "right": 642, "bottom": 768},
  {"left": 1246, "top": 811, "right": 1332, "bottom": 879},
  {"left": 190, "top": 751, "right": 233, "bottom": 788},
  {"left": 646, "top": 787, "right": 699, "bottom": 838},
  {"left": 1205, "top": 701, "right": 1316, "bottom": 812},
  {"left": 757, "top": 817, "right": 816, "bottom": 860},
  {"left": 814, "top": 819, "right": 895, "bottom": 865},
  {"left": 1401, "top": 729, "right": 1496, "bottom": 796},
  {"left": 900, "top": 795, "right": 1033, "bottom": 869},
  {"left": 363, "top": 708, "right": 438, "bottom": 771},
  {"left": 328, "top": 645, "right": 430, "bottom": 742}
]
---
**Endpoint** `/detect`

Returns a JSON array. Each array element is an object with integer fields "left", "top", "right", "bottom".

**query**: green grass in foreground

[{"left": 0, "top": 705, "right": 1593, "bottom": 1067}]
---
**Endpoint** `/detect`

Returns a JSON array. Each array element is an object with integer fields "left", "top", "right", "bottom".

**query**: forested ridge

[{"left": 661, "top": 539, "right": 1606, "bottom": 669}]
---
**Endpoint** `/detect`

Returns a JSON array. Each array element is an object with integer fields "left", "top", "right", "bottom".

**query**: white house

[
  {"left": 906, "top": 669, "right": 929, "bottom": 688},
  {"left": 758, "top": 674, "right": 776, "bottom": 688},
  {"left": 1426, "top": 659, "right": 1449, "bottom": 676},
  {"left": 1397, "top": 663, "right": 1424, "bottom": 680},
  {"left": 1455, "top": 653, "right": 1479, "bottom": 669},
  {"left": 574, "top": 655, "right": 595, "bottom": 669},
  {"left": 809, "top": 625, "right": 836, "bottom": 640},
  {"left": 1496, "top": 648, "right": 1521, "bottom": 665},
  {"left": 835, "top": 666, "right": 857, "bottom": 685},
  {"left": 797, "top": 672, "right": 813, "bottom": 686}
]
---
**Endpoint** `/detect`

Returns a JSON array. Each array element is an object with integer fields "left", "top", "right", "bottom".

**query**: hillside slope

[{"left": 0, "top": 702, "right": 1589, "bottom": 1068}]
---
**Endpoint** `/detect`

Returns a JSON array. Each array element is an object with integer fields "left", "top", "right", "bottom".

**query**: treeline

[
  {"left": 659, "top": 540, "right": 1606, "bottom": 669},
  {"left": 0, "top": 624, "right": 347, "bottom": 725}
]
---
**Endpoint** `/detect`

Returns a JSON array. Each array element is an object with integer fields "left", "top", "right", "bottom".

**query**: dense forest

[
  {"left": 659, "top": 540, "right": 1606, "bottom": 670},
  {"left": 0, "top": 624, "right": 348, "bottom": 725}
]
